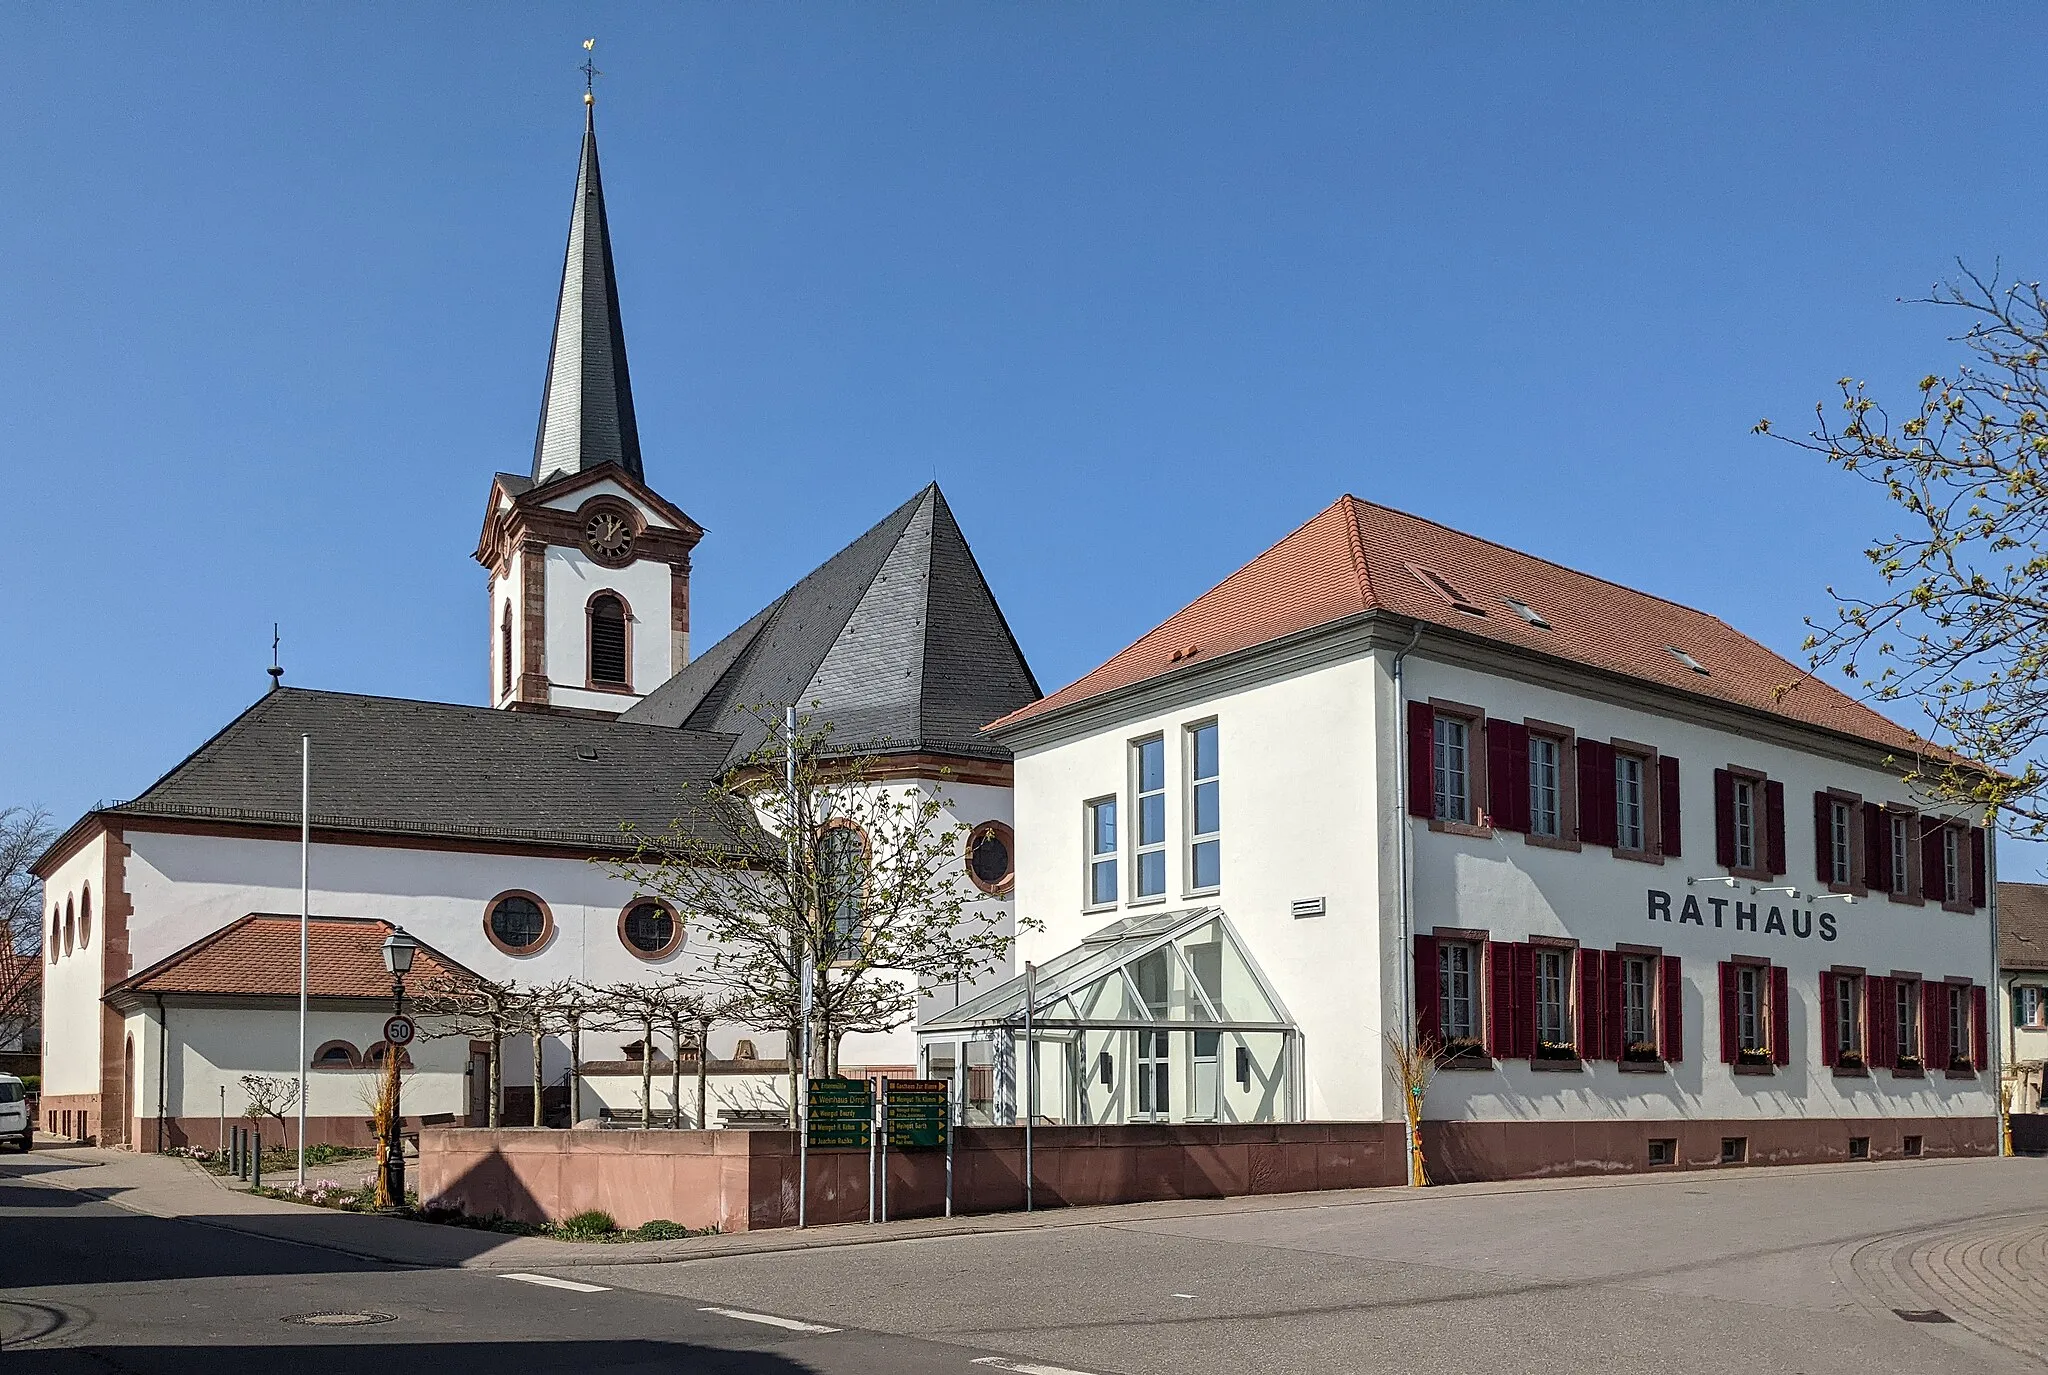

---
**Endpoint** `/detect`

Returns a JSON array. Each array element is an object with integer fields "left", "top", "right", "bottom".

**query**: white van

[{"left": 0, "top": 1075, "right": 30, "bottom": 1151}]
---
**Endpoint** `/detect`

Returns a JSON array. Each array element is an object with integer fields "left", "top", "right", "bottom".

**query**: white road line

[
  {"left": 970, "top": 1358, "right": 1102, "bottom": 1375},
  {"left": 501, "top": 1272, "right": 611, "bottom": 1294},
  {"left": 697, "top": 1306, "right": 842, "bottom": 1334}
]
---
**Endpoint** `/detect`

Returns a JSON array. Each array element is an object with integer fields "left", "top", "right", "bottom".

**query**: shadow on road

[{"left": 6, "top": 1341, "right": 819, "bottom": 1375}]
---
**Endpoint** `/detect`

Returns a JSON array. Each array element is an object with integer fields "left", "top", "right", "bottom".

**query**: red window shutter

[
  {"left": 1718, "top": 961, "right": 1739, "bottom": 1064},
  {"left": 1970, "top": 829, "right": 1988, "bottom": 908},
  {"left": 1660, "top": 955, "right": 1683, "bottom": 1063},
  {"left": 1487, "top": 941, "right": 1516, "bottom": 1058},
  {"left": 1764, "top": 780, "right": 1787, "bottom": 876},
  {"left": 1862, "top": 802, "right": 1887, "bottom": 892},
  {"left": 1769, "top": 964, "right": 1790, "bottom": 1065},
  {"left": 1659, "top": 756, "right": 1682, "bottom": 857},
  {"left": 1921, "top": 822, "right": 1946, "bottom": 902},
  {"left": 1513, "top": 943, "right": 1538, "bottom": 1060},
  {"left": 1972, "top": 984, "right": 1989, "bottom": 1069},
  {"left": 1818, "top": 971, "right": 1838, "bottom": 1067},
  {"left": 1577, "top": 948, "right": 1602, "bottom": 1057},
  {"left": 1406, "top": 701, "right": 1435, "bottom": 819},
  {"left": 1713, "top": 769, "right": 1736, "bottom": 867},
  {"left": 1923, "top": 981, "right": 1948, "bottom": 1069},
  {"left": 1413, "top": 934, "right": 1440, "bottom": 1045},
  {"left": 1488, "top": 721, "right": 1529, "bottom": 832},
  {"left": 1867, "top": 976, "right": 1894, "bottom": 1071},
  {"left": 1813, "top": 792, "right": 1834, "bottom": 885},
  {"left": 1604, "top": 950, "right": 1626, "bottom": 1061},
  {"left": 1578, "top": 741, "right": 1617, "bottom": 847}
]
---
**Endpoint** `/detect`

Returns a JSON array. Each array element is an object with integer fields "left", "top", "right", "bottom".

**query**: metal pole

[
  {"left": 252, "top": 1130, "right": 262, "bottom": 1189},
  {"left": 879, "top": 1077, "right": 889, "bottom": 1224},
  {"left": 789, "top": 705, "right": 811, "bottom": 1229},
  {"left": 298, "top": 733, "right": 310, "bottom": 1189},
  {"left": 867, "top": 1077, "right": 877, "bottom": 1225},
  {"left": 1023, "top": 962, "right": 1036, "bottom": 1213},
  {"left": 944, "top": 1070, "right": 954, "bottom": 1218},
  {"left": 218, "top": 1085, "right": 225, "bottom": 1158}
]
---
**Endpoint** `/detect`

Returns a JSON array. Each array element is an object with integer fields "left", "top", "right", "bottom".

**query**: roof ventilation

[
  {"left": 1404, "top": 563, "right": 1484, "bottom": 617},
  {"left": 1665, "top": 646, "right": 1710, "bottom": 676},
  {"left": 1504, "top": 597, "right": 1551, "bottom": 629},
  {"left": 578, "top": 746, "right": 600, "bottom": 761}
]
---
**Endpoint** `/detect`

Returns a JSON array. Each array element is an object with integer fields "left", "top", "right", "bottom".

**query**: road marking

[
  {"left": 970, "top": 1359, "right": 1102, "bottom": 1375},
  {"left": 698, "top": 1306, "right": 842, "bottom": 1334},
  {"left": 501, "top": 1273, "right": 611, "bottom": 1293}
]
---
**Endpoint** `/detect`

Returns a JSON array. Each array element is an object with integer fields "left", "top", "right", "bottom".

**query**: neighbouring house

[{"left": 1999, "top": 881, "right": 2048, "bottom": 1117}]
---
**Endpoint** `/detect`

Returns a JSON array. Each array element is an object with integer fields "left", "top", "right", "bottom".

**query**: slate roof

[
  {"left": 531, "top": 107, "right": 643, "bottom": 486},
  {"left": 106, "top": 915, "right": 480, "bottom": 1005},
  {"left": 2001, "top": 882, "right": 2048, "bottom": 972},
  {"left": 99, "top": 688, "right": 748, "bottom": 854},
  {"left": 622, "top": 484, "right": 1039, "bottom": 765},
  {"left": 991, "top": 494, "right": 1944, "bottom": 760}
]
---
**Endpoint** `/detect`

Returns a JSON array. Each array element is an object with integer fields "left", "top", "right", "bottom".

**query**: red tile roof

[
  {"left": 109, "top": 915, "right": 480, "bottom": 1001},
  {"left": 991, "top": 495, "right": 1941, "bottom": 758}
]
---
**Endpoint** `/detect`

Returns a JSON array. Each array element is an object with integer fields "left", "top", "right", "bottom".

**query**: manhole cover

[
  {"left": 1893, "top": 1309, "right": 1955, "bottom": 1324},
  {"left": 283, "top": 1312, "right": 396, "bottom": 1327}
]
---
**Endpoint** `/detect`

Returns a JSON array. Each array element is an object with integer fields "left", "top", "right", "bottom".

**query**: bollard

[
  {"left": 231, "top": 1126, "right": 242, "bottom": 1177},
  {"left": 252, "top": 1132, "right": 262, "bottom": 1189}
]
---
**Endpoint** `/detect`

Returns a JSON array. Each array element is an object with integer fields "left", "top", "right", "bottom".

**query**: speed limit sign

[{"left": 383, "top": 1014, "right": 416, "bottom": 1046}]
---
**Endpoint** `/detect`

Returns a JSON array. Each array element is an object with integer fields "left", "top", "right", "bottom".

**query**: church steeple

[{"left": 531, "top": 103, "right": 644, "bottom": 486}]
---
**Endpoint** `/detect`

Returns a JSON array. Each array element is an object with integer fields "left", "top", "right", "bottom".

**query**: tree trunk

[
  {"left": 530, "top": 1025, "right": 545, "bottom": 1128},
  {"left": 695, "top": 1021, "right": 710, "bottom": 1131},
  {"left": 668, "top": 1018, "right": 681, "bottom": 1127},
  {"left": 569, "top": 1015, "right": 582, "bottom": 1127},
  {"left": 786, "top": 1017, "right": 800, "bottom": 1129},
  {"left": 641, "top": 1015, "right": 654, "bottom": 1128},
  {"left": 488, "top": 1022, "right": 503, "bottom": 1128}
]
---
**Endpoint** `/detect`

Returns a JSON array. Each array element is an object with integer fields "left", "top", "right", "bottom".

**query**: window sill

[
  {"left": 1830, "top": 1064, "right": 1871, "bottom": 1079},
  {"left": 1617, "top": 1059, "right": 1668, "bottom": 1074},
  {"left": 1611, "top": 846, "right": 1664, "bottom": 866},
  {"left": 1942, "top": 901, "right": 1979, "bottom": 916},
  {"left": 582, "top": 680, "right": 639, "bottom": 696},
  {"left": 1428, "top": 819, "right": 1494, "bottom": 840},
  {"left": 1888, "top": 1065, "right": 1926, "bottom": 1079},
  {"left": 1732, "top": 1062, "right": 1777, "bottom": 1077},
  {"left": 1128, "top": 895, "right": 1168, "bottom": 908},
  {"left": 1523, "top": 833, "right": 1581, "bottom": 852},
  {"left": 1184, "top": 886, "right": 1221, "bottom": 901},
  {"left": 1530, "top": 1056, "right": 1584, "bottom": 1072},
  {"left": 1827, "top": 882, "right": 1868, "bottom": 898},
  {"left": 1438, "top": 1055, "right": 1495, "bottom": 1071},
  {"left": 1945, "top": 1067, "right": 1981, "bottom": 1080},
  {"left": 1729, "top": 866, "right": 1773, "bottom": 884}
]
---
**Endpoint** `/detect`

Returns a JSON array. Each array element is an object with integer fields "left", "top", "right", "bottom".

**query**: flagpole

[{"left": 297, "top": 733, "right": 310, "bottom": 1188}]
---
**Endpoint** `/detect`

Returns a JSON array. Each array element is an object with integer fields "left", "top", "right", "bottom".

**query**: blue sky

[{"left": 4, "top": 5, "right": 2045, "bottom": 872}]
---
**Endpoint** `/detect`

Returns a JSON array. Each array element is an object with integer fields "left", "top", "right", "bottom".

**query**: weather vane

[
  {"left": 268, "top": 623, "right": 284, "bottom": 691},
  {"left": 580, "top": 38, "right": 601, "bottom": 107}
]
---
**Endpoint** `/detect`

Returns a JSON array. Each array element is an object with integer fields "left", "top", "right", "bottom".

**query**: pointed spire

[{"left": 531, "top": 102, "right": 644, "bottom": 485}]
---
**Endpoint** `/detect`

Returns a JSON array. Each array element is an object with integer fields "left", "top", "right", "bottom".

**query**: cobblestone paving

[{"left": 1839, "top": 1209, "right": 2048, "bottom": 1365}]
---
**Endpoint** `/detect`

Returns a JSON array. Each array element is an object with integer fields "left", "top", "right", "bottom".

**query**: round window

[
  {"left": 621, "top": 900, "right": 679, "bottom": 958},
  {"left": 487, "top": 894, "right": 549, "bottom": 953},
  {"left": 966, "top": 822, "right": 1014, "bottom": 895}
]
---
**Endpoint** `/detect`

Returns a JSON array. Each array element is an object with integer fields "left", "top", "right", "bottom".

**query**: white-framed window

[
  {"left": 1188, "top": 722, "right": 1220, "bottom": 891},
  {"left": 1432, "top": 716, "right": 1470, "bottom": 822},
  {"left": 1736, "top": 965, "right": 1765, "bottom": 1053},
  {"left": 1133, "top": 737, "right": 1167, "bottom": 898},
  {"left": 1733, "top": 779, "right": 1758, "bottom": 871},
  {"left": 1085, "top": 797, "right": 1118, "bottom": 907},
  {"left": 1622, "top": 955, "right": 1656, "bottom": 1053},
  {"left": 1534, "top": 948, "right": 1571, "bottom": 1050},
  {"left": 1834, "top": 973, "right": 1863, "bottom": 1062},
  {"left": 1529, "top": 735, "right": 1561, "bottom": 838},
  {"left": 1136, "top": 1029, "right": 1170, "bottom": 1118},
  {"left": 1890, "top": 814, "right": 1911, "bottom": 896},
  {"left": 1191, "top": 1030, "right": 1220, "bottom": 1120},
  {"left": 1615, "top": 753, "right": 1646, "bottom": 852},
  {"left": 1942, "top": 827, "right": 1962, "bottom": 903},
  {"left": 1896, "top": 978, "right": 1921, "bottom": 1065},
  {"left": 1438, "top": 941, "right": 1481, "bottom": 1044},
  {"left": 1948, "top": 984, "right": 1972, "bottom": 1069},
  {"left": 2020, "top": 985, "right": 2047, "bottom": 1031},
  {"left": 1830, "top": 801, "right": 1853, "bottom": 886}
]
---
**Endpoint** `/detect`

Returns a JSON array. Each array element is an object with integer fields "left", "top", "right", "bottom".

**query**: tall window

[
  {"left": 1134, "top": 736, "right": 1167, "bottom": 898},
  {"left": 1438, "top": 942, "right": 1479, "bottom": 1044},
  {"left": 2021, "top": 986, "right": 2047, "bottom": 1030},
  {"left": 1890, "top": 814, "right": 1911, "bottom": 896},
  {"left": 1829, "top": 801, "right": 1853, "bottom": 885},
  {"left": 1733, "top": 779, "right": 1758, "bottom": 871},
  {"left": 1834, "top": 973, "right": 1863, "bottom": 1062},
  {"left": 1896, "top": 978, "right": 1921, "bottom": 1065},
  {"left": 589, "top": 592, "right": 628, "bottom": 686},
  {"left": 500, "top": 604, "right": 514, "bottom": 696},
  {"left": 1736, "top": 965, "right": 1765, "bottom": 1053},
  {"left": 1622, "top": 955, "right": 1655, "bottom": 1052},
  {"left": 816, "top": 826, "right": 868, "bottom": 961},
  {"left": 1192, "top": 1029, "right": 1220, "bottom": 1120},
  {"left": 1528, "top": 736, "right": 1561, "bottom": 838},
  {"left": 1188, "top": 722, "right": 1220, "bottom": 890},
  {"left": 1086, "top": 797, "right": 1118, "bottom": 906},
  {"left": 1134, "top": 950, "right": 1170, "bottom": 1117},
  {"left": 1942, "top": 827, "right": 1962, "bottom": 904},
  {"left": 1615, "top": 754, "right": 1646, "bottom": 851},
  {"left": 1432, "top": 717, "right": 1470, "bottom": 822},
  {"left": 1534, "top": 948, "right": 1571, "bottom": 1049},
  {"left": 1947, "top": 984, "right": 1971, "bottom": 1070}
]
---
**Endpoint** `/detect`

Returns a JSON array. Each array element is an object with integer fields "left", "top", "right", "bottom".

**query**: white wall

[
  {"left": 38, "top": 833, "right": 108, "bottom": 1098},
  {"left": 542, "top": 546, "right": 673, "bottom": 713}
]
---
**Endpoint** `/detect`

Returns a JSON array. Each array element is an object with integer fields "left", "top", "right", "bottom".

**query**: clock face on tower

[{"left": 584, "top": 510, "right": 635, "bottom": 566}]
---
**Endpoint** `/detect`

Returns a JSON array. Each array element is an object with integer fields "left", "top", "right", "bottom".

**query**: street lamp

[{"left": 378, "top": 927, "right": 419, "bottom": 1209}]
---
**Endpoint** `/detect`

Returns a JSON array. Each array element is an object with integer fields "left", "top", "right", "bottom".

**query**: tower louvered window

[
  {"left": 589, "top": 593, "right": 628, "bottom": 686},
  {"left": 500, "top": 605, "right": 513, "bottom": 696}
]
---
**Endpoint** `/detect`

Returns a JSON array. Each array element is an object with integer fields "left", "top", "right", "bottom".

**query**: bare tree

[
  {"left": 409, "top": 973, "right": 507, "bottom": 1126},
  {"left": 1758, "top": 265, "right": 2048, "bottom": 833},
  {"left": 239, "top": 1073, "right": 302, "bottom": 1148},
  {"left": 591, "top": 980, "right": 693, "bottom": 1127},
  {"left": 0, "top": 808, "right": 53, "bottom": 1052}
]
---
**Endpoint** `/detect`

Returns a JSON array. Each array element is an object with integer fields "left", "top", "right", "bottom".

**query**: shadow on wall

[{"left": 5, "top": 1343, "right": 818, "bottom": 1375}]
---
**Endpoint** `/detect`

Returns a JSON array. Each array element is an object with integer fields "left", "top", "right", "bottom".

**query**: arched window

[
  {"left": 49, "top": 907, "right": 59, "bottom": 964},
  {"left": 79, "top": 886, "right": 92, "bottom": 949},
  {"left": 484, "top": 891, "right": 553, "bottom": 955},
  {"left": 364, "top": 1041, "right": 414, "bottom": 1069},
  {"left": 815, "top": 823, "right": 870, "bottom": 965},
  {"left": 588, "top": 592, "right": 629, "bottom": 687},
  {"left": 500, "top": 603, "right": 514, "bottom": 697},
  {"left": 619, "top": 898, "right": 682, "bottom": 960},
  {"left": 310, "top": 1041, "right": 361, "bottom": 1070},
  {"left": 64, "top": 898, "right": 74, "bottom": 957}
]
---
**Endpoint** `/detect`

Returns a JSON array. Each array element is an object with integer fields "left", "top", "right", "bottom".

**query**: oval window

[
  {"left": 621, "top": 900, "right": 679, "bottom": 958},
  {"left": 487, "top": 893, "right": 549, "bottom": 953},
  {"left": 966, "top": 822, "right": 1014, "bottom": 895}
]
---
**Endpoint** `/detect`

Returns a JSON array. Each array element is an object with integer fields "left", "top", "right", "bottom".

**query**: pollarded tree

[
  {"left": 607, "top": 708, "right": 1027, "bottom": 1125},
  {"left": 1757, "top": 265, "right": 2048, "bottom": 833},
  {"left": 0, "top": 808, "right": 53, "bottom": 1053},
  {"left": 408, "top": 974, "right": 510, "bottom": 1126}
]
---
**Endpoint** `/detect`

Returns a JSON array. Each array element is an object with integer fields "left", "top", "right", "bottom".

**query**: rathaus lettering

[{"left": 1645, "top": 888, "right": 1838, "bottom": 942}]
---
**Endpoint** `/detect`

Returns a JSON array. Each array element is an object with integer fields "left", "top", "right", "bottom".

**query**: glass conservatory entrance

[{"left": 918, "top": 907, "right": 1299, "bottom": 1126}]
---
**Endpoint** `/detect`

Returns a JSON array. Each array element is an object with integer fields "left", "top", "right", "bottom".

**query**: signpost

[
  {"left": 879, "top": 1079, "right": 950, "bottom": 1222},
  {"left": 383, "top": 1014, "right": 417, "bottom": 1047},
  {"left": 805, "top": 1077, "right": 872, "bottom": 1151}
]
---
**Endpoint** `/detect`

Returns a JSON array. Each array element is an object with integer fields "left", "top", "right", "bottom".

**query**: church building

[{"left": 34, "top": 103, "right": 1037, "bottom": 1149}]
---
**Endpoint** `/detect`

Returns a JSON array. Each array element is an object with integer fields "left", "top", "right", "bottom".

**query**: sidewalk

[{"left": 1, "top": 1142, "right": 2025, "bottom": 1273}]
